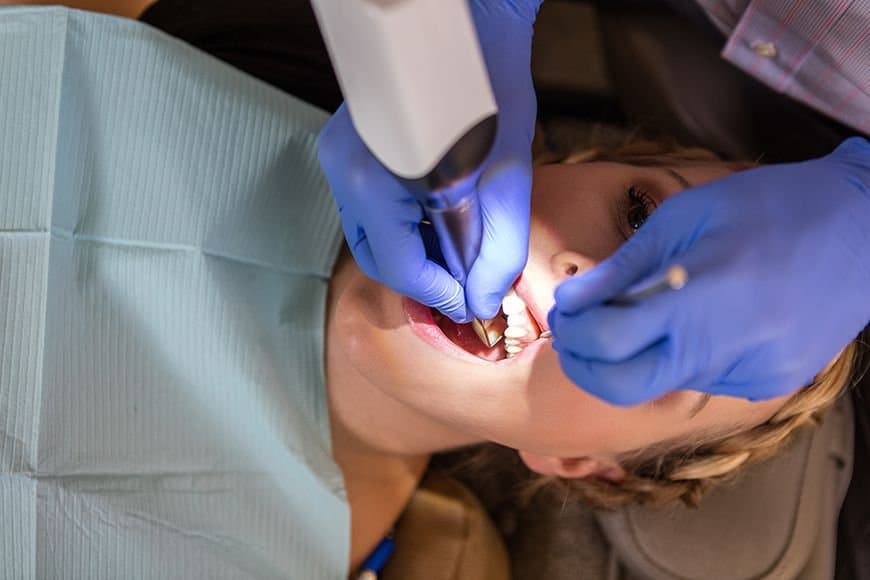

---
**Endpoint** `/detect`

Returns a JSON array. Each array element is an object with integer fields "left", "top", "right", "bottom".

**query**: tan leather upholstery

[
  {"left": 383, "top": 471, "right": 511, "bottom": 580},
  {"left": 596, "top": 395, "right": 854, "bottom": 580}
]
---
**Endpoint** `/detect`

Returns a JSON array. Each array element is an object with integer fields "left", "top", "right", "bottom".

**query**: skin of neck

[{"left": 325, "top": 249, "right": 481, "bottom": 572}]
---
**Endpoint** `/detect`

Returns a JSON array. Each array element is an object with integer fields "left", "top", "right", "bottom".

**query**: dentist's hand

[
  {"left": 317, "top": 0, "right": 542, "bottom": 322},
  {"left": 549, "top": 137, "right": 870, "bottom": 405}
]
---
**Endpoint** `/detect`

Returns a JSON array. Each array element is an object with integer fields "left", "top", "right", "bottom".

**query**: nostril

[{"left": 551, "top": 250, "right": 596, "bottom": 281}]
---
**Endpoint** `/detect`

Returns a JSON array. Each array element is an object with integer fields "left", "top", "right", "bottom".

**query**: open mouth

[
  {"left": 405, "top": 283, "right": 548, "bottom": 363},
  {"left": 431, "top": 310, "right": 510, "bottom": 361}
]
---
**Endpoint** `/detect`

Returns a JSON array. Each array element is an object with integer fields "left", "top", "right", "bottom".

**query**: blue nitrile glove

[
  {"left": 549, "top": 137, "right": 870, "bottom": 405},
  {"left": 317, "top": 0, "right": 541, "bottom": 322}
]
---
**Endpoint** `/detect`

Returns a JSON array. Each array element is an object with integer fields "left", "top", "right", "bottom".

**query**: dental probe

[
  {"left": 534, "top": 265, "right": 688, "bottom": 342},
  {"left": 607, "top": 264, "right": 689, "bottom": 306}
]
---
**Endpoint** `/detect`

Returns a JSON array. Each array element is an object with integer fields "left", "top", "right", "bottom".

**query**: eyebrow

[
  {"left": 665, "top": 167, "right": 692, "bottom": 189},
  {"left": 688, "top": 393, "right": 712, "bottom": 419}
]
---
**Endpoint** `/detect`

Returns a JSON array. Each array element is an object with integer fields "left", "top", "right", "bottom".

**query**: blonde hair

[
  {"left": 535, "top": 343, "right": 856, "bottom": 508},
  {"left": 441, "top": 133, "right": 861, "bottom": 509}
]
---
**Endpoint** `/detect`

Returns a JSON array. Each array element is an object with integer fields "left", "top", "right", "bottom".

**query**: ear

[{"left": 518, "top": 451, "right": 626, "bottom": 482}]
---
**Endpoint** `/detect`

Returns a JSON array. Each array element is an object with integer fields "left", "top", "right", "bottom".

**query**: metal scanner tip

[{"left": 472, "top": 317, "right": 506, "bottom": 348}]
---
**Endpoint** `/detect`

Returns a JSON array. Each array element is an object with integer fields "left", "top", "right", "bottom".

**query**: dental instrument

[
  {"left": 534, "top": 266, "right": 688, "bottom": 344},
  {"left": 310, "top": 0, "right": 501, "bottom": 347},
  {"left": 607, "top": 265, "right": 689, "bottom": 306}
]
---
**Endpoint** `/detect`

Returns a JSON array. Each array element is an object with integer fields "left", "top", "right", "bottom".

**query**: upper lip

[{"left": 511, "top": 275, "right": 549, "bottom": 333}]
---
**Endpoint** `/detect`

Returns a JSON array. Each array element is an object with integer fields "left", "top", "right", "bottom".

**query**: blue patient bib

[{"left": 0, "top": 7, "right": 346, "bottom": 579}]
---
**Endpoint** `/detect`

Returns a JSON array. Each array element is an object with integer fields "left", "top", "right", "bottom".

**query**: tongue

[{"left": 437, "top": 317, "right": 505, "bottom": 361}]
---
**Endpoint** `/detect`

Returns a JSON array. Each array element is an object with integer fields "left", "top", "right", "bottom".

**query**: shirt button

[{"left": 752, "top": 41, "right": 777, "bottom": 58}]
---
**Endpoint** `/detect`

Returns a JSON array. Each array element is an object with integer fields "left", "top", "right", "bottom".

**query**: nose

[{"left": 550, "top": 250, "right": 596, "bottom": 282}]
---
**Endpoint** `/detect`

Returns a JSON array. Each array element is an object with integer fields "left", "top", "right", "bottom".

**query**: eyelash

[{"left": 622, "top": 186, "right": 656, "bottom": 239}]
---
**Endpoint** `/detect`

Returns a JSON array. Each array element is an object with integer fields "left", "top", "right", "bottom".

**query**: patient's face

[{"left": 330, "top": 159, "right": 788, "bottom": 460}]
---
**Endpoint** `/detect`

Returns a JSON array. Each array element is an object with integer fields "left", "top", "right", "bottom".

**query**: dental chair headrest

[{"left": 596, "top": 395, "right": 854, "bottom": 580}]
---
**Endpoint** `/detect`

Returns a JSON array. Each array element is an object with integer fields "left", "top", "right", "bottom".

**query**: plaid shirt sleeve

[{"left": 695, "top": 0, "right": 870, "bottom": 135}]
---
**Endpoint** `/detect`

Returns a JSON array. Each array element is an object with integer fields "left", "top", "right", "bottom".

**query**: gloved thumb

[
  {"left": 465, "top": 156, "right": 532, "bottom": 319},
  {"left": 553, "top": 240, "right": 659, "bottom": 315},
  {"left": 832, "top": 135, "right": 870, "bottom": 159}
]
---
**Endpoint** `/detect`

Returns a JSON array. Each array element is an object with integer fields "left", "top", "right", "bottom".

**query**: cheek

[
  {"left": 330, "top": 277, "right": 508, "bottom": 423},
  {"left": 522, "top": 348, "right": 635, "bottom": 455},
  {"left": 332, "top": 302, "right": 393, "bottom": 381},
  {"left": 330, "top": 277, "right": 412, "bottom": 386},
  {"left": 522, "top": 348, "right": 703, "bottom": 458}
]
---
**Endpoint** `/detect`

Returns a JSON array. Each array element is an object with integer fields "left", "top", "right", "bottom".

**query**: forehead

[
  {"left": 531, "top": 161, "right": 633, "bottom": 200},
  {"left": 528, "top": 162, "right": 640, "bottom": 260}
]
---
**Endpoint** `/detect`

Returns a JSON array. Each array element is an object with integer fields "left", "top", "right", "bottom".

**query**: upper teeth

[
  {"left": 501, "top": 291, "right": 527, "bottom": 316},
  {"left": 500, "top": 288, "right": 541, "bottom": 358}
]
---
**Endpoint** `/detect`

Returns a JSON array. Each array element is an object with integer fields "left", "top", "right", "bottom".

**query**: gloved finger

[
  {"left": 317, "top": 104, "right": 358, "bottom": 169},
  {"left": 342, "top": 222, "right": 380, "bottom": 281},
  {"left": 319, "top": 105, "right": 402, "bottom": 213},
  {"left": 471, "top": 1, "right": 539, "bottom": 137},
  {"left": 320, "top": 104, "right": 467, "bottom": 317},
  {"left": 466, "top": 158, "right": 531, "bottom": 319},
  {"left": 555, "top": 341, "right": 681, "bottom": 406},
  {"left": 703, "top": 376, "right": 796, "bottom": 401},
  {"left": 341, "top": 198, "right": 467, "bottom": 320},
  {"left": 553, "top": 242, "right": 661, "bottom": 316},
  {"left": 462, "top": 2, "right": 537, "bottom": 320},
  {"left": 832, "top": 136, "right": 870, "bottom": 164},
  {"left": 548, "top": 298, "right": 671, "bottom": 363},
  {"left": 700, "top": 348, "right": 818, "bottom": 401},
  {"left": 362, "top": 205, "right": 468, "bottom": 321}
]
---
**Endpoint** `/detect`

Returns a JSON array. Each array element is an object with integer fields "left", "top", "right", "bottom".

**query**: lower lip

[{"left": 402, "top": 298, "right": 548, "bottom": 365}]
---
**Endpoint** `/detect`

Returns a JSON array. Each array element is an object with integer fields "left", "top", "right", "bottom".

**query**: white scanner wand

[{"left": 310, "top": 0, "right": 502, "bottom": 347}]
